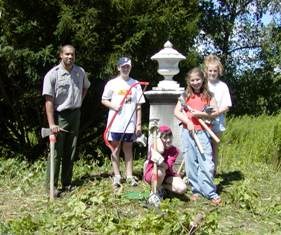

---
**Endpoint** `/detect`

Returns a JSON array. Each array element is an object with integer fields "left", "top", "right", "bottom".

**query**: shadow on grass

[
  {"left": 217, "top": 170, "right": 244, "bottom": 194},
  {"left": 164, "top": 191, "right": 190, "bottom": 202},
  {"left": 72, "top": 172, "right": 112, "bottom": 187},
  {"left": 72, "top": 168, "right": 145, "bottom": 188}
]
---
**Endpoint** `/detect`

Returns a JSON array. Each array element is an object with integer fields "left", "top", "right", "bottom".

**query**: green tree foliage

[
  {"left": 197, "top": 0, "right": 281, "bottom": 115},
  {"left": 0, "top": 0, "right": 200, "bottom": 159}
]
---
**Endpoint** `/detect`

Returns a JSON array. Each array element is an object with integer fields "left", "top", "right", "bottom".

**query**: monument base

[{"left": 144, "top": 88, "right": 185, "bottom": 169}]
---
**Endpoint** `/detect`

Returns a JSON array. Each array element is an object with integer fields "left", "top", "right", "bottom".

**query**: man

[{"left": 42, "top": 44, "right": 90, "bottom": 196}]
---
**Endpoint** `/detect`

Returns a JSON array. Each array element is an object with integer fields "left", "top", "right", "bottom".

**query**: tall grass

[{"left": 220, "top": 113, "right": 281, "bottom": 168}]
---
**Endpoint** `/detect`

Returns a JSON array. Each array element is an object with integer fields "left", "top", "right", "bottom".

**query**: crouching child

[{"left": 143, "top": 125, "right": 187, "bottom": 207}]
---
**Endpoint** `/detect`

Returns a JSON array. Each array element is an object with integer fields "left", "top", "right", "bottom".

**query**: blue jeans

[
  {"left": 181, "top": 128, "right": 218, "bottom": 199},
  {"left": 212, "top": 114, "right": 226, "bottom": 133}
]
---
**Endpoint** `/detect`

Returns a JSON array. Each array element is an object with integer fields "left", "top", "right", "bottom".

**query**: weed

[{"left": 1, "top": 114, "right": 281, "bottom": 234}]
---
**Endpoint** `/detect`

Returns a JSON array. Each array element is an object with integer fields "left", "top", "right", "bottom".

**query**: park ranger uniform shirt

[{"left": 42, "top": 63, "right": 90, "bottom": 112}]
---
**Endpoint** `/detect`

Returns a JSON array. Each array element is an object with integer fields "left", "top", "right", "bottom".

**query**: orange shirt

[{"left": 183, "top": 94, "right": 210, "bottom": 131}]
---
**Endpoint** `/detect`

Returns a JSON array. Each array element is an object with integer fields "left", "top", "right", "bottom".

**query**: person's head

[
  {"left": 59, "top": 45, "right": 75, "bottom": 70},
  {"left": 159, "top": 125, "right": 173, "bottom": 149},
  {"left": 185, "top": 67, "right": 211, "bottom": 101},
  {"left": 117, "top": 57, "right": 132, "bottom": 79},
  {"left": 203, "top": 54, "right": 223, "bottom": 82}
]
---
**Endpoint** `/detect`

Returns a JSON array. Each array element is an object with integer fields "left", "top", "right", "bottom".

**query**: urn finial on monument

[{"left": 151, "top": 40, "right": 186, "bottom": 90}]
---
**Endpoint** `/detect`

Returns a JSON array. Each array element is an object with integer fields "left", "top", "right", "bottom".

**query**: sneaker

[
  {"left": 113, "top": 175, "right": 122, "bottom": 188},
  {"left": 211, "top": 197, "right": 222, "bottom": 206},
  {"left": 148, "top": 192, "right": 161, "bottom": 207},
  {"left": 126, "top": 176, "right": 138, "bottom": 186}
]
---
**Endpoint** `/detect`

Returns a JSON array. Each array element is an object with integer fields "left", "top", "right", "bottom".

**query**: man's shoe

[
  {"left": 46, "top": 187, "right": 61, "bottom": 198},
  {"left": 62, "top": 185, "right": 76, "bottom": 192}
]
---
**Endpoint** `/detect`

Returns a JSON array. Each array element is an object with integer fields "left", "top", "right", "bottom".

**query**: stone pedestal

[
  {"left": 144, "top": 88, "right": 184, "bottom": 165},
  {"left": 146, "top": 40, "right": 186, "bottom": 168}
]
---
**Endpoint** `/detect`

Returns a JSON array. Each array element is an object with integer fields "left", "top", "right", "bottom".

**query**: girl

[
  {"left": 102, "top": 57, "right": 145, "bottom": 188},
  {"left": 204, "top": 55, "right": 232, "bottom": 175},
  {"left": 174, "top": 67, "right": 221, "bottom": 205},
  {"left": 144, "top": 125, "right": 187, "bottom": 206}
]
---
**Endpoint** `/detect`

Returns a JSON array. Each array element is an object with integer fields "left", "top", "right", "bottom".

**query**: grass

[{"left": 1, "top": 114, "right": 281, "bottom": 234}]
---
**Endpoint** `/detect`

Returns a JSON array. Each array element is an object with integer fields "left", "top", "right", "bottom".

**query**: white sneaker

[
  {"left": 148, "top": 192, "right": 161, "bottom": 207},
  {"left": 126, "top": 176, "right": 138, "bottom": 186},
  {"left": 113, "top": 175, "right": 121, "bottom": 188}
]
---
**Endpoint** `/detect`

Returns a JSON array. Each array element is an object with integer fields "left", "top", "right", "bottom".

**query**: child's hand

[
  {"left": 151, "top": 149, "right": 164, "bottom": 165},
  {"left": 159, "top": 162, "right": 168, "bottom": 170},
  {"left": 191, "top": 110, "right": 206, "bottom": 118},
  {"left": 186, "top": 121, "right": 194, "bottom": 131},
  {"left": 112, "top": 104, "right": 121, "bottom": 112},
  {"left": 209, "top": 110, "right": 220, "bottom": 119}
]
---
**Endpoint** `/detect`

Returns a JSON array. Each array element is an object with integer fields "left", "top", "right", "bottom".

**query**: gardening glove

[{"left": 151, "top": 148, "right": 164, "bottom": 166}]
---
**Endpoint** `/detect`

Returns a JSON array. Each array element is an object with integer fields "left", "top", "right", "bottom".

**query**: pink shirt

[{"left": 144, "top": 145, "right": 179, "bottom": 182}]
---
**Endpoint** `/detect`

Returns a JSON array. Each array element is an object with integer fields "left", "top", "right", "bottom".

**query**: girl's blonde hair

[
  {"left": 184, "top": 67, "right": 212, "bottom": 101},
  {"left": 203, "top": 54, "right": 224, "bottom": 77}
]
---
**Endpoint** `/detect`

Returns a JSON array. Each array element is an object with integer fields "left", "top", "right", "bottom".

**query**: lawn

[{"left": 1, "top": 114, "right": 281, "bottom": 234}]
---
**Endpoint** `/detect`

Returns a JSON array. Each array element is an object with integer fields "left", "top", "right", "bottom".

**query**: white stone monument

[{"left": 145, "top": 41, "right": 186, "bottom": 164}]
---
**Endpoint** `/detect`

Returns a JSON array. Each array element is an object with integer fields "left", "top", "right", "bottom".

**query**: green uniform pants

[{"left": 46, "top": 108, "right": 80, "bottom": 188}]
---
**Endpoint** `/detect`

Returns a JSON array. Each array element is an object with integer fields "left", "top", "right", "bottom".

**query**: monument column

[{"left": 144, "top": 41, "right": 186, "bottom": 164}]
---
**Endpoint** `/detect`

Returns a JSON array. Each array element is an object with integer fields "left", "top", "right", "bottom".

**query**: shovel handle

[{"left": 49, "top": 134, "right": 56, "bottom": 200}]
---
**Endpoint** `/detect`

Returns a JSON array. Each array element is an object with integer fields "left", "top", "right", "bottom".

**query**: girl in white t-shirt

[
  {"left": 203, "top": 55, "right": 232, "bottom": 175},
  {"left": 102, "top": 57, "right": 145, "bottom": 188}
]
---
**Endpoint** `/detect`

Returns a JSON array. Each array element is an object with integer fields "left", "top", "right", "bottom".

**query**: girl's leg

[
  {"left": 212, "top": 132, "right": 221, "bottom": 175},
  {"left": 122, "top": 142, "right": 133, "bottom": 176},
  {"left": 144, "top": 165, "right": 166, "bottom": 191},
  {"left": 111, "top": 141, "right": 121, "bottom": 176},
  {"left": 164, "top": 176, "right": 187, "bottom": 194},
  {"left": 156, "top": 166, "right": 166, "bottom": 189},
  {"left": 196, "top": 131, "right": 219, "bottom": 199},
  {"left": 181, "top": 128, "right": 201, "bottom": 195}
]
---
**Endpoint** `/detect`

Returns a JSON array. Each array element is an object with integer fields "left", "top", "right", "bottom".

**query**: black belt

[{"left": 56, "top": 108, "right": 80, "bottom": 114}]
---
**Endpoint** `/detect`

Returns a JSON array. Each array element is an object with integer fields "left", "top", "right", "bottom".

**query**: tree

[
  {"left": 197, "top": 0, "right": 280, "bottom": 115},
  {"left": 0, "top": 0, "right": 200, "bottom": 159}
]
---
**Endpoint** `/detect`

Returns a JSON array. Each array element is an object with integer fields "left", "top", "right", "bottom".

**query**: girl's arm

[
  {"left": 156, "top": 137, "right": 164, "bottom": 154},
  {"left": 215, "top": 106, "right": 229, "bottom": 116},
  {"left": 174, "top": 101, "right": 194, "bottom": 130},
  {"left": 101, "top": 99, "right": 120, "bottom": 112},
  {"left": 192, "top": 97, "right": 219, "bottom": 119}
]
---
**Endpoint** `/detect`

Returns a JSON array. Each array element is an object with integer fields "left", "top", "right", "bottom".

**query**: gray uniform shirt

[{"left": 42, "top": 63, "right": 91, "bottom": 112}]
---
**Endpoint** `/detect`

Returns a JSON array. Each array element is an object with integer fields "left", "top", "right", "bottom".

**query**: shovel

[{"left": 41, "top": 127, "right": 70, "bottom": 200}]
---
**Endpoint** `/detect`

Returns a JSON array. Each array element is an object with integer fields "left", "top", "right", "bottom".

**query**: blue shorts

[{"left": 109, "top": 132, "right": 136, "bottom": 142}]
